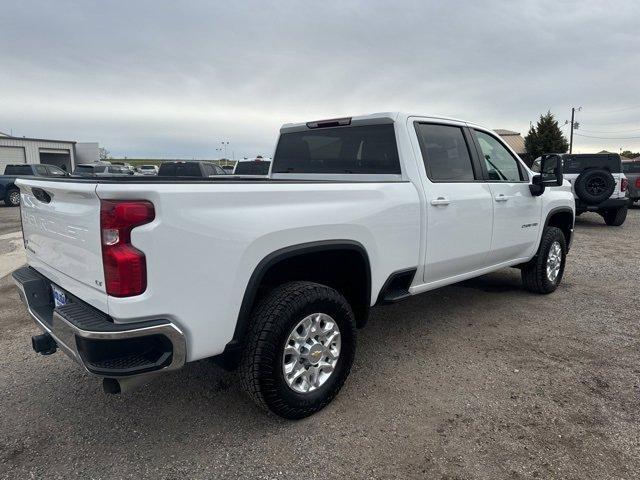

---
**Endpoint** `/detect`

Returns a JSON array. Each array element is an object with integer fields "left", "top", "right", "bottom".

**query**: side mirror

[{"left": 530, "top": 155, "right": 563, "bottom": 196}]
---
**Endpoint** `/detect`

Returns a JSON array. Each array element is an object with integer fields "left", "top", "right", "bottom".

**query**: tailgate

[{"left": 17, "top": 178, "right": 106, "bottom": 295}]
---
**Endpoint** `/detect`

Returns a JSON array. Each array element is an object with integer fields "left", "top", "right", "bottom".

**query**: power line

[
  {"left": 579, "top": 127, "right": 640, "bottom": 134},
  {"left": 581, "top": 104, "right": 640, "bottom": 114},
  {"left": 577, "top": 119, "right": 640, "bottom": 127},
  {"left": 574, "top": 133, "right": 640, "bottom": 140}
]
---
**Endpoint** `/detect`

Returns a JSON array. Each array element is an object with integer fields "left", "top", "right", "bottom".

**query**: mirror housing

[{"left": 530, "top": 154, "right": 563, "bottom": 196}]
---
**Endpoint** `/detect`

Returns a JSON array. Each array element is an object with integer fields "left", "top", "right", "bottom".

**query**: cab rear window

[
  {"left": 235, "top": 161, "right": 271, "bottom": 175},
  {"left": 622, "top": 162, "right": 640, "bottom": 173},
  {"left": 272, "top": 124, "right": 401, "bottom": 174},
  {"left": 4, "top": 165, "right": 33, "bottom": 175},
  {"left": 158, "top": 162, "right": 201, "bottom": 176}
]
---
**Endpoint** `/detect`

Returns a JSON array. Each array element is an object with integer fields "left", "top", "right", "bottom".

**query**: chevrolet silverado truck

[{"left": 12, "top": 113, "right": 575, "bottom": 418}]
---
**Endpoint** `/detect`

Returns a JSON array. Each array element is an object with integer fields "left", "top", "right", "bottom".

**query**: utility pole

[
  {"left": 569, "top": 108, "right": 575, "bottom": 154},
  {"left": 569, "top": 106, "right": 581, "bottom": 154}
]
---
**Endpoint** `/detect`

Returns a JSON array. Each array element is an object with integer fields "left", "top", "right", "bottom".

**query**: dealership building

[{"left": 0, "top": 131, "right": 98, "bottom": 172}]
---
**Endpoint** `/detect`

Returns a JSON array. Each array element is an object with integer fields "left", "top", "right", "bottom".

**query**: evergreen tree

[{"left": 524, "top": 111, "right": 569, "bottom": 158}]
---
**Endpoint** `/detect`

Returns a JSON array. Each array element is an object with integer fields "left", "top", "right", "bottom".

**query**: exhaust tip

[{"left": 103, "top": 378, "right": 121, "bottom": 395}]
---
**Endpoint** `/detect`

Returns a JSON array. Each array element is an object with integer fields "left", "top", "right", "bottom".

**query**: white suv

[{"left": 533, "top": 153, "right": 628, "bottom": 226}]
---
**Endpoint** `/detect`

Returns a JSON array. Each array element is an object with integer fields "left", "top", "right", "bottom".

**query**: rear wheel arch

[{"left": 220, "top": 241, "right": 372, "bottom": 368}]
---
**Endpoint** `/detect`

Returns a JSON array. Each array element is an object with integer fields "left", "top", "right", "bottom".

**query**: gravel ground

[
  {"left": 0, "top": 204, "right": 22, "bottom": 236},
  {"left": 0, "top": 208, "right": 638, "bottom": 480}
]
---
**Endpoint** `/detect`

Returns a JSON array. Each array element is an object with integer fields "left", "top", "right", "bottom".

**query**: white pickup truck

[{"left": 12, "top": 112, "right": 575, "bottom": 418}]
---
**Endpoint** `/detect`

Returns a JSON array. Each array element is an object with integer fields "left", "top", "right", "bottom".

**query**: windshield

[{"left": 48, "top": 165, "right": 67, "bottom": 176}]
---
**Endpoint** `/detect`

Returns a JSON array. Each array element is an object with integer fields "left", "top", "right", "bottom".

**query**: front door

[
  {"left": 413, "top": 122, "right": 494, "bottom": 284},
  {"left": 471, "top": 129, "right": 542, "bottom": 264}
]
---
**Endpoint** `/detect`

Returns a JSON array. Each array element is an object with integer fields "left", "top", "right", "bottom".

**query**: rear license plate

[{"left": 52, "top": 284, "right": 68, "bottom": 308}]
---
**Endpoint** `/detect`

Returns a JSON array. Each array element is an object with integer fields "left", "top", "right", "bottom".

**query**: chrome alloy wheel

[
  {"left": 9, "top": 190, "right": 20, "bottom": 206},
  {"left": 546, "top": 241, "right": 562, "bottom": 282},
  {"left": 282, "top": 313, "right": 341, "bottom": 394}
]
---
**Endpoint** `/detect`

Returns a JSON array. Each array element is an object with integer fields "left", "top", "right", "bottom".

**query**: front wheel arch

[{"left": 543, "top": 207, "right": 574, "bottom": 252}]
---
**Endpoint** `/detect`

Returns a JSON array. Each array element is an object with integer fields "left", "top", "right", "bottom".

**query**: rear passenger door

[
  {"left": 413, "top": 122, "right": 494, "bottom": 284},
  {"left": 471, "top": 129, "right": 542, "bottom": 264}
]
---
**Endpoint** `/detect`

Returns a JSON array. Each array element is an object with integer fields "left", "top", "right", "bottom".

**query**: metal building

[
  {"left": 0, "top": 131, "right": 78, "bottom": 173},
  {"left": 494, "top": 129, "right": 526, "bottom": 156}
]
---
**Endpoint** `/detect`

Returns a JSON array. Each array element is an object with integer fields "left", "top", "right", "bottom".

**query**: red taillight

[
  {"left": 621, "top": 178, "right": 628, "bottom": 192},
  {"left": 100, "top": 200, "right": 155, "bottom": 297},
  {"left": 636, "top": 178, "right": 640, "bottom": 189}
]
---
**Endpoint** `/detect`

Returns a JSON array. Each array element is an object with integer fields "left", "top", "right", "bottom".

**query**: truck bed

[{"left": 16, "top": 175, "right": 421, "bottom": 360}]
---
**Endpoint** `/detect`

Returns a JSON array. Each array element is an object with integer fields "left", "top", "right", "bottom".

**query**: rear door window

[
  {"left": 273, "top": 124, "right": 400, "bottom": 174},
  {"left": 414, "top": 123, "right": 476, "bottom": 181}
]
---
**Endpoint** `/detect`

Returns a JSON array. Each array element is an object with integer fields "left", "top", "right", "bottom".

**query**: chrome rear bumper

[{"left": 12, "top": 266, "right": 186, "bottom": 378}]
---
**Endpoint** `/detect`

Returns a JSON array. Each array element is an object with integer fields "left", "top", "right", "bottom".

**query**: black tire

[
  {"left": 239, "top": 281, "right": 356, "bottom": 419},
  {"left": 4, "top": 188, "right": 20, "bottom": 207},
  {"left": 521, "top": 227, "right": 567, "bottom": 294},
  {"left": 574, "top": 169, "right": 616, "bottom": 205},
  {"left": 602, "top": 206, "right": 627, "bottom": 226}
]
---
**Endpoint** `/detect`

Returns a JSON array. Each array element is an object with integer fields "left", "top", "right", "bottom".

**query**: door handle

[
  {"left": 494, "top": 194, "right": 509, "bottom": 202},
  {"left": 430, "top": 196, "right": 451, "bottom": 206}
]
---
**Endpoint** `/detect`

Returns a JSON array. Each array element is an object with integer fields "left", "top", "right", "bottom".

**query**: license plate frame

[{"left": 51, "top": 284, "right": 68, "bottom": 308}]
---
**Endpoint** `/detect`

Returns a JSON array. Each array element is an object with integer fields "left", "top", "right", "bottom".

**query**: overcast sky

[{"left": 1, "top": 0, "right": 639, "bottom": 159}]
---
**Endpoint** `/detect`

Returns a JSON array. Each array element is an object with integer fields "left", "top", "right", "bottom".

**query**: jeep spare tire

[{"left": 574, "top": 169, "right": 616, "bottom": 205}]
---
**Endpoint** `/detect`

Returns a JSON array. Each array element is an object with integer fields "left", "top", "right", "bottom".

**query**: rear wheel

[
  {"left": 239, "top": 281, "right": 356, "bottom": 419},
  {"left": 521, "top": 227, "right": 567, "bottom": 294},
  {"left": 602, "top": 206, "right": 627, "bottom": 226},
  {"left": 4, "top": 188, "right": 20, "bottom": 207}
]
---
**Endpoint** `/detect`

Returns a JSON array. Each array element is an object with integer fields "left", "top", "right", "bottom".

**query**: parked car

[
  {"left": 110, "top": 161, "right": 135, "bottom": 173},
  {"left": 12, "top": 112, "right": 574, "bottom": 419},
  {"left": 622, "top": 160, "right": 640, "bottom": 206},
  {"left": 0, "top": 163, "right": 67, "bottom": 206},
  {"left": 233, "top": 156, "right": 271, "bottom": 176},
  {"left": 136, "top": 164, "right": 159, "bottom": 175},
  {"left": 533, "top": 153, "right": 628, "bottom": 226},
  {"left": 157, "top": 161, "right": 227, "bottom": 177},
  {"left": 73, "top": 163, "right": 134, "bottom": 177}
]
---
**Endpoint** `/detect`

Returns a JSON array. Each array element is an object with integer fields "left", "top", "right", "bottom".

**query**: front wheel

[
  {"left": 602, "top": 206, "right": 628, "bottom": 226},
  {"left": 521, "top": 226, "right": 567, "bottom": 294},
  {"left": 239, "top": 281, "right": 356, "bottom": 419}
]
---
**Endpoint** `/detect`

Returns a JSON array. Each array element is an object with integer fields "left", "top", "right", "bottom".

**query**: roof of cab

[{"left": 279, "top": 112, "right": 486, "bottom": 133}]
